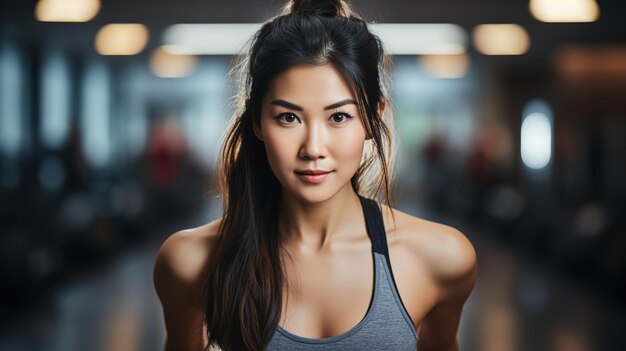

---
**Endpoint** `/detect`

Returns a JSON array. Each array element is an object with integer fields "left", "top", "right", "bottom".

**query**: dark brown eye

[
  {"left": 275, "top": 113, "right": 300, "bottom": 124},
  {"left": 330, "top": 112, "right": 353, "bottom": 124}
]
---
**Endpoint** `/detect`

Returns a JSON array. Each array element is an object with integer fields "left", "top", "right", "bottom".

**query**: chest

[
  {"left": 279, "top": 245, "right": 373, "bottom": 339},
  {"left": 278, "top": 239, "right": 437, "bottom": 339}
]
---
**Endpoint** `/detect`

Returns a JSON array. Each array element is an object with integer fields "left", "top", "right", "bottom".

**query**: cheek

[
  {"left": 262, "top": 127, "right": 293, "bottom": 173},
  {"left": 331, "top": 127, "right": 366, "bottom": 166}
]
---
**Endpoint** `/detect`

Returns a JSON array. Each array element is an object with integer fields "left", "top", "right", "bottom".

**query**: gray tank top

[{"left": 264, "top": 195, "right": 420, "bottom": 350}]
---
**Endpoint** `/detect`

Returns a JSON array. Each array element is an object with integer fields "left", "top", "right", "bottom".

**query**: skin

[{"left": 153, "top": 63, "right": 477, "bottom": 351}]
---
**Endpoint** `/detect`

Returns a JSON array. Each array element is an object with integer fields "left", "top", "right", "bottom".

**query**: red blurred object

[{"left": 147, "top": 120, "right": 185, "bottom": 187}]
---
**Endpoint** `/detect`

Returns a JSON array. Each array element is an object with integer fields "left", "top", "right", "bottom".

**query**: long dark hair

[{"left": 202, "top": 0, "right": 397, "bottom": 349}]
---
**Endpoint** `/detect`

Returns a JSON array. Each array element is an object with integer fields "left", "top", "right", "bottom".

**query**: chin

[
  {"left": 286, "top": 180, "right": 352, "bottom": 205},
  {"left": 289, "top": 187, "right": 334, "bottom": 204}
]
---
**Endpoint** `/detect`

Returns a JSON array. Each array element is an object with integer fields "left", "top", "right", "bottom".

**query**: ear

[
  {"left": 377, "top": 97, "right": 387, "bottom": 118},
  {"left": 365, "top": 97, "right": 387, "bottom": 141},
  {"left": 253, "top": 121, "right": 264, "bottom": 142}
]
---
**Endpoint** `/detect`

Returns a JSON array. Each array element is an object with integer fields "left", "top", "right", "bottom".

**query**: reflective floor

[{"left": 0, "top": 220, "right": 624, "bottom": 351}]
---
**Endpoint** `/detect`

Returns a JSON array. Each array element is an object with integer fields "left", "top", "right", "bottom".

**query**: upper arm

[
  {"left": 417, "top": 226, "right": 477, "bottom": 351},
  {"left": 153, "top": 228, "right": 216, "bottom": 351}
]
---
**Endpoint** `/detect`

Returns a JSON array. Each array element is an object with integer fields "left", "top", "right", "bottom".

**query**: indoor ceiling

[{"left": 1, "top": 0, "right": 625, "bottom": 67}]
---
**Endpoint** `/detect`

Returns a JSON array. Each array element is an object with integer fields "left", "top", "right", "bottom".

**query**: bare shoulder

[
  {"left": 153, "top": 219, "right": 222, "bottom": 350},
  {"left": 379, "top": 203, "right": 477, "bottom": 295},
  {"left": 153, "top": 218, "right": 222, "bottom": 307}
]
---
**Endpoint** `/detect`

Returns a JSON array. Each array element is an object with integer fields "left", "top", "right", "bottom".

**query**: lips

[
  {"left": 295, "top": 169, "right": 332, "bottom": 175},
  {"left": 294, "top": 169, "right": 333, "bottom": 184}
]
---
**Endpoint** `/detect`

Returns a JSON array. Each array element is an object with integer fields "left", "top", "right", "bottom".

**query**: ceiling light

[
  {"left": 162, "top": 24, "right": 262, "bottom": 55},
  {"left": 473, "top": 24, "right": 530, "bottom": 55},
  {"left": 369, "top": 23, "right": 467, "bottom": 55},
  {"left": 150, "top": 47, "right": 198, "bottom": 78},
  {"left": 95, "top": 24, "right": 149, "bottom": 56},
  {"left": 162, "top": 23, "right": 468, "bottom": 55},
  {"left": 419, "top": 52, "right": 470, "bottom": 79},
  {"left": 529, "top": 0, "right": 600, "bottom": 23},
  {"left": 35, "top": 0, "right": 100, "bottom": 22}
]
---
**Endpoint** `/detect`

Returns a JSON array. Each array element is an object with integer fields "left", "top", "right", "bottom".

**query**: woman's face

[{"left": 255, "top": 63, "right": 367, "bottom": 204}]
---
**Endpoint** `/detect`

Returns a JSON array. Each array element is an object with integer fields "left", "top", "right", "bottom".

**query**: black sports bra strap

[
  {"left": 358, "top": 195, "right": 389, "bottom": 256},
  {"left": 358, "top": 195, "right": 416, "bottom": 334}
]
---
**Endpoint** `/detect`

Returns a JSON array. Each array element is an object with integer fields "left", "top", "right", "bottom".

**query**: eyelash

[{"left": 273, "top": 110, "right": 354, "bottom": 125}]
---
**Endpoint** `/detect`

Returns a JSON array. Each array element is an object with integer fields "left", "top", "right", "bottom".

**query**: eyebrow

[{"left": 270, "top": 98, "right": 357, "bottom": 111}]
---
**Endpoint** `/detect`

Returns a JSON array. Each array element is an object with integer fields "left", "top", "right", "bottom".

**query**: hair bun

[{"left": 289, "top": 0, "right": 350, "bottom": 17}]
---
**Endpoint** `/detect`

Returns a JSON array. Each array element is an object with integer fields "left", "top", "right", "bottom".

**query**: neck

[{"left": 278, "top": 184, "right": 363, "bottom": 253}]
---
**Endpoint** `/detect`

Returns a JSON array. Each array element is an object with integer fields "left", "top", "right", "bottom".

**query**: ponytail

[{"left": 281, "top": 0, "right": 356, "bottom": 18}]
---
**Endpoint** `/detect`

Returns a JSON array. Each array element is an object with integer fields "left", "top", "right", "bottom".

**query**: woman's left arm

[{"left": 416, "top": 227, "right": 478, "bottom": 351}]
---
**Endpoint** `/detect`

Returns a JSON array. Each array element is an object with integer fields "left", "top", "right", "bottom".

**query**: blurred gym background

[{"left": 1, "top": 0, "right": 625, "bottom": 350}]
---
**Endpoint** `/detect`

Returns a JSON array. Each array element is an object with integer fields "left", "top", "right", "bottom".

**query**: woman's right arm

[{"left": 153, "top": 224, "right": 219, "bottom": 351}]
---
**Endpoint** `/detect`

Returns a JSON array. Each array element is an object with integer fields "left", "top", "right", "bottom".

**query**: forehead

[{"left": 265, "top": 64, "right": 356, "bottom": 105}]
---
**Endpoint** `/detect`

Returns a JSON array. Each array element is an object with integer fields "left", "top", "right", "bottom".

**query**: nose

[{"left": 299, "top": 122, "right": 327, "bottom": 160}]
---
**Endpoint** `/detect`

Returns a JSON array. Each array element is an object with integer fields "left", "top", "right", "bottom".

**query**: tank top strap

[
  {"left": 358, "top": 195, "right": 389, "bottom": 257},
  {"left": 358, "top": 194, "right": 419, "bottom": 342}
]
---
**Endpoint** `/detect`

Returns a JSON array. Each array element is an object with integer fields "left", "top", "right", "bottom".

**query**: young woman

[{"left": 153, "top": 0, "right": 477, "bottom": 350}]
